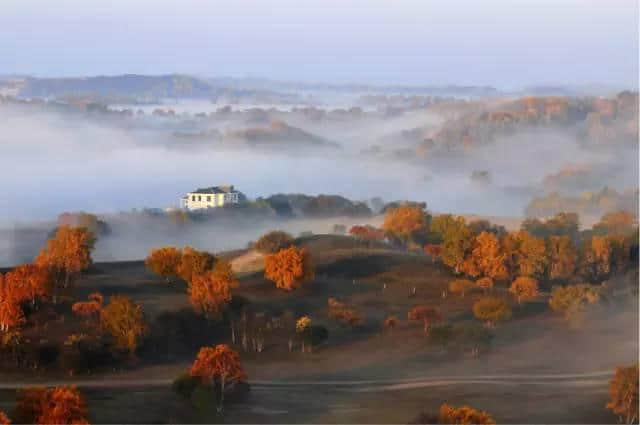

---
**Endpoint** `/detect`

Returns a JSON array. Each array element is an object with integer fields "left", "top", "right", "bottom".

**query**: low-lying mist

[{"left": 1, "top": 98, "right": 637, "bottom": 264}]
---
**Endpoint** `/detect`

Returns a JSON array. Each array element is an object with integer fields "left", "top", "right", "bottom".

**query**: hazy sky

[{"left": 1, "top": 0, "right": 638, "bottom": 87}]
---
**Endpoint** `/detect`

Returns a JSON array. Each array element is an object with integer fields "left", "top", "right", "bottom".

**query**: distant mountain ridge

[{"left": 17, "top": 74, "right": 215, "bottom": 100}]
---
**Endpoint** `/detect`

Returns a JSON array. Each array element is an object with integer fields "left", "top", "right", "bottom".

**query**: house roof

[{"left": 190, "top": 186, "right": 235, "bottom": 194}]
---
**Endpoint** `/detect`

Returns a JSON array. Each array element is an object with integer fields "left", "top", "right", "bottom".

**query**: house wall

[{"left": 184, "top": 192, "right": 240, "bottom": 210}]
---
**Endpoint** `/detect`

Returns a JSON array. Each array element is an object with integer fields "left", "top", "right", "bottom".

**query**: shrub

[
  {"left": 438, "top": 403, "right": 496, "bottom": 424},
  {"left": 472, "top": 297, "right": 512, "bottom": 327},
  {"left": 475, "top": 277, "right": 494, "bottom": 293},
  {"left": 172, "top": 373, "right": 200, "bottom": 400},
  {"left": 448, "top": 279, "right": 475, "bottom": 297}
]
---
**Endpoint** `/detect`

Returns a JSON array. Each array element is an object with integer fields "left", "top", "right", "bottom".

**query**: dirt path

[{"left": 0, "top": 370, "right": 613, "bottom": 390}]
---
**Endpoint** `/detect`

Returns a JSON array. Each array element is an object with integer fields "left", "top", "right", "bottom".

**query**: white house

[{"left": 180, "top": 185, "right": 243, "bottom": 210}]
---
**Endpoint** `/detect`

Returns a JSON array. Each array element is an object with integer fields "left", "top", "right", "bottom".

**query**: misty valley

[{"left": 0, "top": 64, "right": 638, "bottom": 424}]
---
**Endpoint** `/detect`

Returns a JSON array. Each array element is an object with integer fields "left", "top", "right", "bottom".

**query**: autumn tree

[
  {"left": 407, "top": 306, "right": 442, "bottom": 334},
  {"left": 460, "top": 232, "right": 507, "bottom": 280},
  {"left": 0, "top": 275, "right": 25, "bottom": 332},
  {"left": 254, "top": 231, "right": 295, "bottom": 254},
  {"left": 549, "top": 284, "right": 601, "bottom": 321},
  {"left": 14, "top": 386, "right": 88, "bottom": 425},
  {"left": 0, "top": 410, "right": 9, "bottom": 425},
  {"left": 264, "top": 246, "right": 314, "bottom": 291},
  {"left": 580, "top": 236, "right": 613, "bottom": 282},
  {"left": 189, "top": 344, "right": 247, "bottom": 413},
  {"left": 547, "top": 235, "right": 577, "bottom": 282},
  {"left": 437, "top": 403, "right": 496, "bottom": 425},
  {"left": 36, "top": 386, "right": 89, "bottom": 425},
  {"left": 188, "top": 261, "right": 238, "bottom": 319},
  {"left": 448, "top": 279, "right": 475, "bottom": 297},
  {"left": 35, "top": 226, "right": 95, "bottom": 293},
  {"left": 176, "top": 247, "right": 217, "bottom": 284},
  {"left": 4, "top": 264, "right": 52, "bottom": 306},
  {"left": 383, "top": 205, "right": 427, "bottom": 244},
  {"left": 509, "top": 276, "right": 539, "bottom": 304},
  {"left": 515, "top": 231, "right": 547, "bottom": 279},
  {"left": 607, "top": 364, "right": 639, "bottom": 424},
  {"left": 475, "top": 277, "right": 494, "bottom": 294},
  {"left": 501, "top": 232, "right": 521, "bottom": 281},
  {"left": 295, "top": 316, "right": 313, "bottom": 353},
  {"left": 472, "top": 297, "right": 512, "bottom": 327},
  {"left": 145, "top": 246, "right": 182, "bottom": 283},
  {"left": 432, "top": 215, "right": 474, "bottom": 274},
  {"left": 100, "top": 295, "right": 147, "bottom": 356}
]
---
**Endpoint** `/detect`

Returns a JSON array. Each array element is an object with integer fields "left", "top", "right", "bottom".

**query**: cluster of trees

[
  {"left": 145, "top": 246, "right": 216, "bottom": 285},
  {"left": 428, "top": 211, "right": 637, "bottom": 286},
  {"left": 370, "top": 206, "right": 636, "bottom": 288},
  {"left": 0, "top": 386, "right": 89, "bottom": 424},
  {"left": 349, "top": 225, "right": 385, "bottom": 242},
  {"left": 146, "top": 246, "right": 239, "bottom": 318},
  {"left": 0, "top": 226, "right": 95, "bottom": 335}
]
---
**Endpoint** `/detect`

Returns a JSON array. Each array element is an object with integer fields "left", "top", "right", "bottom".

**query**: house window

[
  {"left": 191, "top": 195, "right": 196, "bottom": 201},
  {"left": 198, "top": 195, "right": 201, "bottom": 201},
  {"left": 207, "top": 196, "right": 211, "bottom": 202}
]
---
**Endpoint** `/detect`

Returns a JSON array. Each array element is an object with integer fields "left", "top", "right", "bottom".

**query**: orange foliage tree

[
  {"left": 99, "top": 295, "right": 147, "bottom": 356},
  {"left": 0, "top": 410, "right": 9, "bottom": 425},
  {"left": 189, "top": 344, "right": 247, "bottom": 412},
  {"left": 460, "top": 232, "right": 507, "bottom": 280},
  {"left": 407, "top": 305, "right": 442, "bottom": 334},
  {"left": 581, "top": 236, "right": 613, "bottom": 282},
  {"left": 4, "top": 264, "right": 52, "bottom": 306},
  {"left": 14, "top": 386, "right": 88, "bottom": 425},
  {"left": 35, "top": 226, "right": 95, "bottom": 293},
  {"left": 37, "top": 386, "right": 89, "bottom": 425},
  {"left": 509, "top": 276, "right": 540, "bottom": 304},
  {"left": 176, "top": 247, "right": 217, "bottom": 284},
  {"left": 383, "top": 205, "right": 427, "bottom": 243},
  {"left": 264, "top": 246, "right": 314, "bottom": 291},
  {"left": 606, "top": 363, "right": 639, "bottom": 424},
  {"left": 0, "top": 275, "right": 25, "bottom": 332},
  {"left": 145, "top": 246, "right": 182, "bottom": 283},
  {"left": 547, "top": 235, "right": 577, "bottom": 282},
  {"left": 472, "top": 297, "right": 512, "bottom": 327},
  {"left": 515, "top": 231, "right": 547, "bottom": 279},
  {"left": 437, "top": 403, "right": 496, "bottom": 425},
  {"left": 188, "top": 261, "right": 238, "bottom": 319}
]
